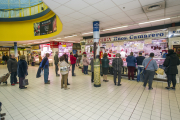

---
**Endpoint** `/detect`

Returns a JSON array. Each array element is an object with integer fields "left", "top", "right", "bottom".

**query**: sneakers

[
  {"left": 165, "top": 87, "right": 170, "bottom": 89},
  {"left": 11, "top": 84, "right": 15, "bottom": 86},
  {"left": 0, "top": 113, "right": 6, "bottom": 117},
  {"left": 171, "top": 87, "right": 175, "bottom": 90},
  {"left": 45, "top": 81, "right": 50, "bottom": 84},
  {"left": 117, "top": 84, "right": 121, "bottom": 86},
  {"left": 67, "top": 83, "right": 70, "bottom": 85},
  {"left": 15, "top": 82, "right": 19, "bottom": 84},
  {"left": 20, "top": 87, "right": 27, "bottom": 89}
]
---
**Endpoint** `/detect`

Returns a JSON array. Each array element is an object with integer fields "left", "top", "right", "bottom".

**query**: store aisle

[{"left": 0, "top": 65, "right": 180, "bottom": 120}]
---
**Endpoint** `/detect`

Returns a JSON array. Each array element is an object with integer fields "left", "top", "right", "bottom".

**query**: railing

[{"left": 0, "top": 2, "right": 48, "bottom": 18}]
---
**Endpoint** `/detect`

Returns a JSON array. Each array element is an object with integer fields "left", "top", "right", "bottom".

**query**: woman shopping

[
  {"left": 102, "top": 53, "right": 109, "bottom": 82},
  {"left": 83, "top": 54, "right": 90, "bottom": 75},
  {"left": 126, "top": 52, "right": 137, "bottom": 80}
]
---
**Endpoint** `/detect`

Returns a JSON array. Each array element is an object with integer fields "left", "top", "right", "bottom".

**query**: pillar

[
  {"left": 93, "top": 21, "right": 101, "bottom": 87},
  {"left": 14, "top": 42, "right": 18, "bottom": 57}
]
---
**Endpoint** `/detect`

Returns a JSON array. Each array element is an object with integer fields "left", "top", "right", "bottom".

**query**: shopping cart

[{"left": 0, "top": 73, "right": 10, "bottom": 85}]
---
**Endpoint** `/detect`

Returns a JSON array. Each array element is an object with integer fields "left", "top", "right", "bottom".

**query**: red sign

[
  {"left": 59, "top": 42, "right": 73, "bottom": 46},
  {"left": 50, "top": 41, "right": 59, "bottom": 48}
]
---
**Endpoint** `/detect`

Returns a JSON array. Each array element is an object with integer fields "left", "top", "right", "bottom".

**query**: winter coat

[
  {"left": 163, "top": 53, "right": 179, "bottom": 74},
  {"left": 2, "top": 55, "right": 6, "bottom": 61},
  {"left": 60, "top": 61, "right": 70, "bottom": 75},
  {"left": 83, "top": 57, "right": 89, "bottom": 66},
  {"left": 136, "top": 56, "right": 145, "bottom": 65},
  {"left": 102, "top": 56, "right": 109, "bottom": 68},
  {"left": 17, "top": 60, "right": 28, "bottom": 78},
  {"left": 90, "top": 58, "right": 94, "bottom": 72},
  {"left": 7, "top": 58, "right": 18, "bottom": 72},
  {"left": 112, "top": 58, "right": 123, "bottom": 71},
  {"left": 54, "top": 54, "right": 59, "bottom": 65},
  {"left": 126, "top": 56, "right": 137, "bottom": 67},
  {"left": 40, "top": 57, "right": 49, "bottom": 69},
  {"left": 70, "top": 55, "right": 76, "bottom": 64}
]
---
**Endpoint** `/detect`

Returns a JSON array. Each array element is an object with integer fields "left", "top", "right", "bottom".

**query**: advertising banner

[
  {"left": 169, "top": 26, "right": 180, "bottom": 38},
  {"left": 34, "top": 15, "right": 57, "bottom": 36}
]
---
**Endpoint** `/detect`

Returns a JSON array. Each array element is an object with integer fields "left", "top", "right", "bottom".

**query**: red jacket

[{"left": 70, "top": 55, "right": 76, "bottom": 64}]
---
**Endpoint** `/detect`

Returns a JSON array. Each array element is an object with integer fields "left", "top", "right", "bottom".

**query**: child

[{"left": 60, "top": 56, "right": 70, "bottom": 90}]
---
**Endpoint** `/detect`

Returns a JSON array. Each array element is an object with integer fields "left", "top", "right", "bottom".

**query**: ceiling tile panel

[
  {"left": 102, "top": 7, "right": 123, "bottom": 16},
  {"left": 171, "top": 18, "right": 180, "bottom": 23},
  {"left": 125, "top": 7, "right": 144, "bottom": 16},
  {"left": 79, "top": 6, "right": 100, "bottom": 15},
  {"left": 146, "top": 9, "right": 164, "bottom": 17},
  {"left": 112, "top": 0, "right": 135, "bottom": 6},
  {"left": 138, "top": 23, "right": 151, "bottom": 28},
  {"left": 110, "top": 12, "right": 128, "bottom": 19},
  {"left": 64, "top": 0, "right": 89, "bottom": 11},
  {"left": 92, "top": 0, "right": 116, "bottom": 11},
  {"left": 151, "top": 21, "right": 165, "bottom": 26},
  {"left": 165, "top": 5, "right": 180, "bottom": 13},
  {"left": 59, "top": 16, "right": 75, "bottom": 23},
  {"left": 52, "top": 0, "right": 70, "bottom": 4},
  {"left": 53, "top": 6, "right": 74, "bottom": 15},
  {"left": 128, "top": 25, "right": 141, "bottom": 29},
  {"left": 130, "top": 13, "right": 147, "bottom": 20},
  {"left": 83, "top": 0, "right": 103, "bottom": 5},
  {"left": 43, "top": 0, "right": 61, "bottom": 10},
  {"left": 98, "top": 17, "right": 114, "bottom": 23},
  {"left": 67, "top": 12, "right": 86, "bottom": 19},
  {"left": 89, "top": 12, "right": 107, "bottom": 19},
  {"left": 165, "top": 11, "right": 180, "bottom": 17},
  {"left": 119, "top": 0, "right": 141, "bottom": 11},
  {"left": 79, "top": 16, "right": 95, "bottom": 22},
  {"left": 166, "top": 0, "right": 180, "bottom": 8},
  {"left": 139, "top": 0, "right": 163, "bottom": 6},
  {"left": 164, "top": 19, "right": 172, "bottom": 24}
]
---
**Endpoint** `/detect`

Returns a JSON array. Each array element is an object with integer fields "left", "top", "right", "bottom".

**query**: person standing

[
  {"left": 102, "top": 53, "right": 109, "bottom": 82},
  {"left": 126, "top": 52, "right": 137, "bottom": 80},
  {"left": 27, "top": 54, "right": 30, "bottom": 65},
  {"left": 60, "top": 56, "right": 70, "bottom": 90},
  {"left": 54, "top": 51, "right": 60, "bottom": 77},
  {"left": 39, "top": 54, "right": 42, "bottom": 65},
  {"left": 5, "top": 53, "right": 9, "bottom": 63},
  {"left": 163, "top": 49, "right": 179, "bottom": 90},
  {"left": 83, "top": 54, "right": 90, "bottom": 75},
  {"left": 7, "top": 54, "right": 18, "bottom": 86},
  {"left": 31, "top": 54, "right": 35, "bottom": 66},
  {"left": 112, "top": 53, "right": 123, "bottom": 86},
  {"left": 90, "top": 58, "right": 94, "bottom": 82},
  {"left": 70, "top": 52, "right": 76, "bottom": 76},
  {"left": 74, "top": 51, "right": 79, "bottom": 67},
  {"left": 142, "top": 53, "right": 158, "bottom": 90},
  {"left": 136, "top": 53, "right": 145, "bottom": 82},
  {"left": 63, "top": 53, "right": 68, "bottom": 63},
  {"left": 17, "top": 55, "right": 28, "bottom": 89},
  {"left": 2, "top": 53, "right": 6, "bottom": 65},
  {"left": 40, "top": 53, "right": 50, "bottom": 84}
]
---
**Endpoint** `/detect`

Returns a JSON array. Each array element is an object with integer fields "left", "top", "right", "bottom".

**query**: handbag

[
  {"left": 22, "top": 78, "right": 29, "bottom": 86},
  {"left": 164, "top": 57, "right": 171, "bottom": 73},
  {"left": 144, "top": 59, "right": 153, "bottom": 74}
]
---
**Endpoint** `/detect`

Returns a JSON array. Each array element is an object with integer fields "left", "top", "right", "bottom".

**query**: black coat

[
  {"left": 163, "top": 53, "right": 179, "bottom": 74},
  {"left": 17, "top": 60, "right": 28, "bottom": 77}
]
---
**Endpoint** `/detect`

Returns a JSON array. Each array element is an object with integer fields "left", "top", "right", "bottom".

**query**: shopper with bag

[
  {"left": 126, "top": 52, "right": 137, "bottom": 80},
  {"left": 40, "top": 53, "right": 50, "bottom": 84},
  {"left": 142, "top": 53, "right": 158, "bottom": 90},
  {"left": 70, "top": 52, "right": 76, "bottom": 76},
  {"left": 7, "top": 54, "right": 18, "bottom": 86},
  {"left": 102, "top": 53, "right": 109, "bottom": 82},
  {"left": 163, "top": 49, "right": 179, "bottom": 90},
  {"left": 60, "top": 56, "right": 70, "bottom": 90},
  {"left": 17, "top": 55, "right": 28, "bottom": 89},
  {"left": 112, "top": 53, "right": 123, "bottom": 86},
  {"left": 83, "top": 54, "right": 90, "bottom": 75}
]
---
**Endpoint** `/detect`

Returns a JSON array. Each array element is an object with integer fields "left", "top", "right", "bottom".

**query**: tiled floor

[{"left": 0, "top": 65, "right": 180, "bottom": 120}]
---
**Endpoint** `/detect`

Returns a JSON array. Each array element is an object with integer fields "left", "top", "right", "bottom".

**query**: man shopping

[
  {"left": 54, "top": 51, "right": 60, "bottom": 77},
  {"left": 136, "top": 53, "right": 145, "bottom": 82}
]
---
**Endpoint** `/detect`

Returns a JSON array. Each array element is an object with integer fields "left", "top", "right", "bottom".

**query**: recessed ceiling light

[
  {"left": 64, "top": 35, "right": 77, "bottom": 38},
  {"left": 102, "top": 26, "right": 128, "bottom": 31}
]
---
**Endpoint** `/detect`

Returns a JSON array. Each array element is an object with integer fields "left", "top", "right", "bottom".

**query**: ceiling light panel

[{"left": 139, "top": 18, "right": 170, "bottom": 24}]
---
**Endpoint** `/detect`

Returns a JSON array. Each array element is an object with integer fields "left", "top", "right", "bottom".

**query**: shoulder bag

[{"left": 144, "top": 59, "right": 153, "bottom": 74}]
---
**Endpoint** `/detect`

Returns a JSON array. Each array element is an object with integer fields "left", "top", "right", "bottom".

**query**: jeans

[
  {"left": 114, "top": 70, "right": 121, "bottom": 85},
  {"left": 128, "top": 66, "right": 135, "bottom": 80},
  {"left": 55, "top": 64, "right": 59, "bottom": 75},
  {"left": 143, "top": 70, "right": 155, "bottom": 89},
  {"left": 44, "top": 68, "right": 49, "bottom": 83},
  {"left": 10, "top": 72, "right": 17, "bottom": 84},
  {"left": 167, "top": 74, "right": 176, "bottom": 87},
  {"left": 84, "top": 66, "right": 88, "bottom": 74},
  {"left": 137, "top": 67, "right": 144, "bottom": 82},
  {"left": 19, "top": 77, "right": 25, "bottom": 88},
  {"left": 72, "top": 64, "right": 75, "bottom": 76}
]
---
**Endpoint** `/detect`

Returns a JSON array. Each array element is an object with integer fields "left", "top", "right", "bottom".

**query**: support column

[
  {"left": 14, "top": 42, "right": 18, "bottom": 58},
  {"left": 93, "top": 21, "right": 101, "bottom": 87}
]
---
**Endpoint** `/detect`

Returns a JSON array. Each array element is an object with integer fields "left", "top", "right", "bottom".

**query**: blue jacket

[
  {"left": 136, "top": 56, "right": 145, "bottom": 65},
  {"left": 17, "top": 60, "right": 28, "bottom": 78},
  {"left": 126, "top": 56, "right": 137, "bottom": 67},
  {"left": 40, "top": 57, "right": 49, "bottom": 69},
  {"left": 142, "top": 57, "right": 158, "bottom": 71}
]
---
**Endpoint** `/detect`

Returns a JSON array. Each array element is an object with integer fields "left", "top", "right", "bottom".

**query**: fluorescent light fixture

[
  {"left": 57, "top": 38, "right": 61, "bottom": 39},
  {"left": 28, "top": 43, "right": 32, "bottom": 44},
  {"left": 102, "top": 26, "right": 128, "bottom": 31},
  {"left": 82, "top": 32, "right": 93, "bottom": 35},
  {"left": 68, "top": 41, "right": 74, "bottom": 42},
  {"left": 55, "top": 40, "right": 64, "bottom": 41},
  {"left": 64, "top": 35, "right": 77, "bottom": 38},
  {"left": 139, "top": 18, "right": 170, "bottom": 25}
]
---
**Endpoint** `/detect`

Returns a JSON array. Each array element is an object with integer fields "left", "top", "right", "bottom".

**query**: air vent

[{"left": 142, "top": 1, "right": 165, "bottom": 13}]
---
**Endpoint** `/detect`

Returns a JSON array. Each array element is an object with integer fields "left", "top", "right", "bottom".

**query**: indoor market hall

[{"left": 1, "top": 0, "right": 180, "bottom": 120}]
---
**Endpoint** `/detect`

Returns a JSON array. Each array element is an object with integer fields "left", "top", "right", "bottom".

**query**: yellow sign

[
  {"left": 32, "top": 45, "right": 39, "bottom": 50},
  {"left": 0, "top": 48, "right": 9, "bottom": 51},
  {"left": 62, "top": 45, "right": 66, "bottom": 47}
]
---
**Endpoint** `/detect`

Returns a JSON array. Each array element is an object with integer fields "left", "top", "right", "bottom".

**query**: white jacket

[{"left": 59, "top": 61, "right": 70, "bottom": 75}]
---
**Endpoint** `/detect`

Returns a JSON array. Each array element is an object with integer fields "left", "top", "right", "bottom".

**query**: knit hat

[{"left": 168, "top": 49, "right": 174, "bottom": 54}]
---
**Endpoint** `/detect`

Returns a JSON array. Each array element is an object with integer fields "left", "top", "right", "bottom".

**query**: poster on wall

[{"left": 34, "top": 15, "right": 57, "bottom": 36}]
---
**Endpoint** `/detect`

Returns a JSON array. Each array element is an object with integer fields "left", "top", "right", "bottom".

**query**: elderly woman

[
  {"left": 112, "top": 53, "right": 123, "bottom": 86},
  {"left": 17, "top": 55, "right": 28, "bottom": 89},
  {"left": 83, "top": 54, "right": 90, "bottom": 75}
]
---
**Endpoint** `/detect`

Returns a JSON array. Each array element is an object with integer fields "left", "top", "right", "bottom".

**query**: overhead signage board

[
  {"left": 169, "top": 26, "right": 180, "bottom": 38},
  {"left": 86, "top": 31, "right": 166, "bottom": 44}
]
